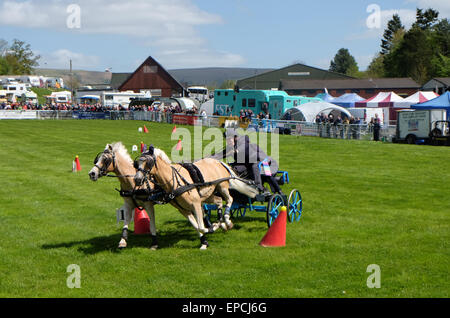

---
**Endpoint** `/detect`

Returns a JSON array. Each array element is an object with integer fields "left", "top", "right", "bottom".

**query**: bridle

[
  {"left": 134, "top": 151, "right": 157, "bottom": 175},
  {"left": 93, "top": 150, "right": 116, "bottom": 177}
]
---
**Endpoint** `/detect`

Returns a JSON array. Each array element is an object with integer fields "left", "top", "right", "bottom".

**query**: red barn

[{"left": 117, "top": 56, "right": 187, "bottom": 98}]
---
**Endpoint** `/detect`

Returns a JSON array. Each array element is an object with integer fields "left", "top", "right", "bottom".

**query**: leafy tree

[
  {"left": 431, "top": 18, "right": 450, "bottom": 56},
  {"left": 383, "top": 26, "right": 433, "bottom": 83},
  {"left": 430, "top": 53, "right": 450, "bottom": 77},
  {"left": 380, "top": 7, "right": 450, "bottom": 84},
  {"left": 0, "top": 56, "right": 10, "bottom": 75},
  {"left": 367, "top": 54, "right": 385, "bottom": 78},
  {"left": 381, "top": 14, "right": 405, "bottom": 55},
  {"left": 4, "top": 39, "right": 40, "bottom": 74},
  {"left": 329, "top": 48, "right": 359, "bottom": 76},
  {"left": 0, "top": 39, "right": 8, "bottom": 55}
]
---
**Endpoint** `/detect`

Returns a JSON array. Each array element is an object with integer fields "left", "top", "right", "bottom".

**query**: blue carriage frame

[{"left": 203, "top": 169, "right": 302, "bottom": 228}]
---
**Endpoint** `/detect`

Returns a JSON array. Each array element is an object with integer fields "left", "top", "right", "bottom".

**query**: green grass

[
  {"left": 0, "top": 120, "right": 449, "bottom": 298},
  {"left": 31, "top": 87, "right": 67, "bottom": 105}
]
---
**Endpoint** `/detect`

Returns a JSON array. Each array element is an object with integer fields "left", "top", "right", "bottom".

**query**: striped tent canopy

[
  {"left": 355, "top": 92, "right": 404, "bottom": 108},
  {"left": 393, "top": 91, "right": 439, "bottom": 108}
]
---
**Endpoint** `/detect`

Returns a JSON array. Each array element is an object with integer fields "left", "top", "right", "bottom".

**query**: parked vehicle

[
  {"left": 429, "top": 120, "right": 450, "bottom": 146},
  {"left": 393, "top": 109, "right": 447, "bottom": 144}
]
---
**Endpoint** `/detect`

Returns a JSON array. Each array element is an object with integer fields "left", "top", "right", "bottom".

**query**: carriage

[
  {"left": 203, "top": 164, "right": 303, "bottom": 228},
  {"left": 90, "top": 143, "right": 303, "bottom": 249}
]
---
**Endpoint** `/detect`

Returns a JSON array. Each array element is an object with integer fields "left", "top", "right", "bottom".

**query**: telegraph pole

[{"left": 70, "top": 59, "right": 73, "bottom": 104}]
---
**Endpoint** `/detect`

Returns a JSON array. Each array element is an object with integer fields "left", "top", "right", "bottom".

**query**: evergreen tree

[
  {"left": 381, "top": 14, "right": 404, "bottom": 55},
  {"left": 329, "top": 48, "right": 359, "bottom": 76},
  {"left": 413, "top": 8, "right": 439, "bottom": 30}
]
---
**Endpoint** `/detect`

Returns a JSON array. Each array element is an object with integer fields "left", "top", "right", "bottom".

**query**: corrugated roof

[
  {"left": 433, "top": 77, "right": 450, "bottom": 86},
  {"left": 282, "top": 78, "right": 420, "bottom": 90},
  {"left": 110, "top": 73, "right": 132, "bottom": 89}
]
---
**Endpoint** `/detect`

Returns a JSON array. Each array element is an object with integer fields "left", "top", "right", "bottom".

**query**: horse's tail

[{"left": 220, "top": 162, "right": 258, "bottom": 199}]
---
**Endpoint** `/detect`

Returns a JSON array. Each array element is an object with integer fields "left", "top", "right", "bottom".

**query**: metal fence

[
  {"left": 248, "top": 119, "right": 397, "bottom": 141},
  {"left": 1, "top": 110, "right": 397, "bottom": 142}
]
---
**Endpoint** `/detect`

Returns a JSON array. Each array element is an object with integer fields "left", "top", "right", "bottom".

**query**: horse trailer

[{"left": 393, "top": 109, "right": 447, "bottom": 144}]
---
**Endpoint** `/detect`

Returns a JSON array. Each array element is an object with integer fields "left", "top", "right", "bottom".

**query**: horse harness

[
  {"left": 135, "top": 151, "right": 239, "bottom": 207},
  {"left": 93, "top": 150, "right": 116, "bottom": 177},
  {"left": 94, "top": 149, "right": 164, "bottom": 208}
]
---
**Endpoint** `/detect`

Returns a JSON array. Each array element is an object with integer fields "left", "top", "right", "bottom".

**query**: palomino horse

[
  {"left": 134, "top": 146, "right": 258, "bottom": 249},
  {"left": 88, "top": 142, "right": 158, "bottom": 250}
]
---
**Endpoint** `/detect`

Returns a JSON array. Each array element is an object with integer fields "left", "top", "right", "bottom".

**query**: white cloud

[
  {"left": 0, "top": 0, "right": 245, "bottom": 68},
  {"left": 41, "top": 49, "right": 100, "bottom": 69},
  {"left": 157, "top": 49, "right": 246, "bottom": 69},
  {"left": 407, "top": 0, "right": 450, "bottom": 18},
  {"left": 347, "top": 8, "right": 417, "bottom": 41}
]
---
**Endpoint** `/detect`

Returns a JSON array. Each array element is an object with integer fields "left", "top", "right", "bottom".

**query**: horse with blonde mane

[
  {"left": 134, "top": 145, "right": 258, "bottom": 249},
  {"left": 88, "top": 142, "right": 159, "bottom": 250}
]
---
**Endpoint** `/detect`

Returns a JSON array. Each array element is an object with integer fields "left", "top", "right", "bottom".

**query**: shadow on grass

[
  {"left": 41, "top": 222, "right": 199, "bottom": 255},
  {"left": 41, "top": 214, "right": 267, "bottom": 255}
]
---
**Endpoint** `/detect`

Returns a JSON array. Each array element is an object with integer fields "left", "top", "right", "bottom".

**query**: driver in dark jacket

[{"left": 210, "top": 130, "right": 281, "bottom": 194}]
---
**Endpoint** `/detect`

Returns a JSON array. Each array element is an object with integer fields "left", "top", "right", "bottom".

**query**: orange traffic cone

[
  {"left": 74, "top": 155, "right": 81, "bottom": 172},
  {"left": 143, "top": 125, "right": 149, "bottom": 133},
  {"left": 134, "top": 208, "right": 150, "bottom": 235},
  {"left": 259, "top": 206, "right": 287, "bottom": 247},
  {"left": 176, "top": 139, "right": 182, "bottom": 151}
]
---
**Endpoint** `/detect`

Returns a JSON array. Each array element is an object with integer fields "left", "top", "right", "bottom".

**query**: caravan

[
  {"left": 187, "top": 86, "right": 209, "bottom": 103},
  {"left": 46, "top": 91, "right": 72, "bottom": 104},
  {"left": 101, "top": 91, "right": 147, "bottom": 109}
]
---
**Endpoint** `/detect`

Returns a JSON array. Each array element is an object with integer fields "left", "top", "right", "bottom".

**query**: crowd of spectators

[
  {"left": 239, "top": 109, "right": 274, "bottom": 122},
  {"left": 0, "top": 101, "right": 201, "bottom": 115},
  {"left": 314, "top": 112, "right": 364, "bottom": 139}
]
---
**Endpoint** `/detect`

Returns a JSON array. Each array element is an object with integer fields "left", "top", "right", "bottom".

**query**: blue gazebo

[{"left": 411, "top": 91, "right": 450, "bottom": 118}]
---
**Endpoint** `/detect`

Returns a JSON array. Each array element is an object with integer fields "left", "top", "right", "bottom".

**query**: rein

[{"left": 136, "top": 152, "right": 246, "bottom": 205}]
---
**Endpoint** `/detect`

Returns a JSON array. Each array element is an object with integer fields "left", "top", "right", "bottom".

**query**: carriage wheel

[
  {"left": 287, "top": 189, "right": 302, "bottom": 223},
  {"left": 266, "top": 194, "right": 284, "bottom": 228}
]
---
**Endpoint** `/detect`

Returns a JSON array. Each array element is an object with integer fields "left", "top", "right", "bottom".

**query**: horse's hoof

[
  {"left": 200, "top": 244, "right": 208, "bottom": 250},
  {"left": 220, "top": 222, "right": 228, "bottom": 231},
  {"left": 150, "top": 245, "right": 158, "bottom": 251},
  {"left": 226, "top": 222, "right": 234, "bottom": 231},
  {"left": 118, "top": 240, "right": 127, "bottom": 249}
]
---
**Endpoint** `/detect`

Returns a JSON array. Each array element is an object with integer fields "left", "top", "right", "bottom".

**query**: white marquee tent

[{"left": 282, "top": 101, "right": 352, "bottom": 122}]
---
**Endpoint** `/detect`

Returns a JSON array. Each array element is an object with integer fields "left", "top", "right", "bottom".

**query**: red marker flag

[
  {"left": 172, "top": 125, "right": 177, "bottom": 134},
  {"left": 176, "top": 139, "right": 182, "bottom": 151}
]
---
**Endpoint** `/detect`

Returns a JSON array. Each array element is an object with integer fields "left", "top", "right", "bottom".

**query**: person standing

[{"left": 373, "top": 113, "right": 381, "bottom": 141}]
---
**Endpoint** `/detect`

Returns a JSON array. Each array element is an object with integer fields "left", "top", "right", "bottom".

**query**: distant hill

[
  {"left": 34, "top": 68, "right": 112, "bottom": 86},
  {"left": 167, "top": 67, "right": 275, "bottom": 87},
  {"left": 33, "top": 67, "right": 274, "bottom": 88}
]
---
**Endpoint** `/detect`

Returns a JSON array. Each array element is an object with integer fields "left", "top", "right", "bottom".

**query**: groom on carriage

[{"left": 210, "top": 130, "right": 283, "bottom": 196}]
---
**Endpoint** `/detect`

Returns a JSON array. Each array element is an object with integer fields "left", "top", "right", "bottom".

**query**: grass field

[{"left": 0, "top": 120, "right": 449, "bottom": 298}]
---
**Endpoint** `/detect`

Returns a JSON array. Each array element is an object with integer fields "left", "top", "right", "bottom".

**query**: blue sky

[{"left": 0, "top": 0, "right": 448, "bottom": 72}]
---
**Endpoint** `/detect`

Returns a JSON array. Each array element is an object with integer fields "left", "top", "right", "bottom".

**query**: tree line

[
  {"left": 0, "top": 39, "right": 40, "bottom": 76},
  {"left": 329, "top": 7, "right": 450, "bottom": 84}
]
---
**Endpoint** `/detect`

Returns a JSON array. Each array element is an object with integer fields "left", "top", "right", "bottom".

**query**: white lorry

[{"left": 394, "top": 109, "right": 447, "bottom": 144}]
